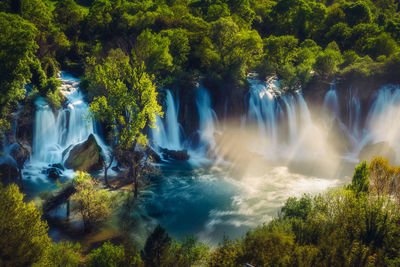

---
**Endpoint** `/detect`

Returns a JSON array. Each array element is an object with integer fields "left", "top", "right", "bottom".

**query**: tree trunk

[
  {"left": 66, "top": 199, "right": 70, "bottom": 219},
  {"left": 18, "top": 168, "right": 23, "bottom": 190},
  {"left": 134, "top": 164, "right": 138, "bottom": 199}
]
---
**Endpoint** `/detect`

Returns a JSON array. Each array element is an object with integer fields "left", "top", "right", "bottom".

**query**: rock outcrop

[
  {"left": 160, "top": 148, "right": 190, "bottom": 161},
  {"left": 64, "top": 134, "right": 104, "bottom": 172}
]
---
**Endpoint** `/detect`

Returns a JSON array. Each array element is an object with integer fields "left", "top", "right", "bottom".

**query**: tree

[
  {"left": 134, "top": 30, "right": 174, "bottom": 78},
  {"left": 87, "top": 241, "right": 142, "bottom": 267},
  {"left": 0, "top": 12, "right": 37, "bottom": 131},
  {"left": 166, "top": 237, "right": 210, "bottom": 266},
  {"left": 313, "top": 44, "right": 342, "bottom": 78},
  {"left": 0, "top": 183, "right": 51, "bottom": 266},
  {"left": 88, "top": 49, "right": 162, "bottom": 198},
  {"left": 141, "top": 225, "right": 171, "bottom": 267},
  {"left": 348, "top": 160, "right": 369, "bottom": 196},
  {"left": 71, "top": 172, "right": 111, "bottom": 231},
  {"left": 281, "top": 195, "right": 312, "bottom": 220},
  {"left": 46, "top": 241, "right": 81, "bottom": 267},
  {"left": 369, "top": 157, "right": 400, "bottom": 203}
]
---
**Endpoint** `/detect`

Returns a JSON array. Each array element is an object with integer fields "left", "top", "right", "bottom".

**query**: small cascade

[
  {"left": 27, "top": 72, "right": 109, "bottom": 181},
  {"left": 245, "top": 78, "right": 338, "bottom": 161},
  {"left": 195, "top": 83, "right": 218, "bottom": 151},
  {"left": 151, "top": 89, "right": 183, "bottom": 150},
  {"left": 347, "top": 88, "right": 361, "bottom": 138},
  {"left": 323, "top": 83, "right": 340, "bottom": 120},
  {"left": 281, "top": 95, "right": 297, "bottom": 145},
  {"left": 363, "top": 85, "right": 400, "bottom": 154},
  {"left": 247, "top": 78, "right": 282, "bottom": 150}
]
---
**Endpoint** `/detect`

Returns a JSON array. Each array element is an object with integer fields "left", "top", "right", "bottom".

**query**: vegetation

[
  {"left": 87, "top": 49, "right": 162, "bottom": 196},
  {"left": 0, "top": 183, "right": 51, "bottom": 266},
  {"left": 71, "top": 172, "right": 112, "bottom": 232},
  {"left": 2, "top": 0, "right": 400, "bottom": 131},
  {"left": 2, "top": 157, "right": 400, "bottom": 266}
]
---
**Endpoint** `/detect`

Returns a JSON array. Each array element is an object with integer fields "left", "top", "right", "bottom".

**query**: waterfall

[
  {"left": 323, "top": 83, "right": 340, "bottom": 119},
  {"left": 247, "top": 78, "right": 282, "bottom": 149},
  {"left": 245, "top": 78, "right": 334, "bottom": 160},
  {"left": 196, "top": 83, "right": 218, "bottom": 150},
  {"left": 28, "top": 72, "right": 108, "bottom": 179},
  {"left": 151, "top": 89, "right": 182, "bottom": 150},
  {"left": 348, "top": 88, "right": 361, "bottom": 138},
  {"left": 363, "top": 85, "right": 400, "bottom": 152}
]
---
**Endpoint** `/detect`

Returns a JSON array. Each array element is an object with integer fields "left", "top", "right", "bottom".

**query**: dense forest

[
  {"left": 2, "top": 0, "right": 400, "bottom": 266},
  {"left": 2, "top": 0, "right": 400, "bottom": 127}
]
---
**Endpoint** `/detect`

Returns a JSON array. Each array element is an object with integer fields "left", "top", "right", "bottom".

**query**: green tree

[
  {"left": 348, "top": 161, "right": 369, "bottom": 196},
  {"left": 141, "top": 225, "right": 172, "bottom": 267},
  {"left": 46, "top": 241, "right": 81, "bottom": 267},
  {"left": 87, "top": 241, "right": 142, "bottom": 267},
  {"left": 134, "top": 29, "right": 174, "bottom": 78},
  {"left": 313, "top": 44, "right": 342, "bottom": 78},
  {"left": 0, "top": 183, "right": 51, "bottom": 266},
  {"left": 88, "top": 49, "right": 162, "bottom": 198},
  {"left": 71, "top": 172, "right": 111, "bottom": 231},
  {"left": 0, "top": 12, "right": 37, "bottom": 131},
  {"left": 281, "top": 195, "right": 312, "bottom": 220},
  {"left": 167, "top": 237, "right": 210, "bottom": 266}
]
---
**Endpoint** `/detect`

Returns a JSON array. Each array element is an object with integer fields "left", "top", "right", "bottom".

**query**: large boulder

[
  {"left": 160, "top": 148, "right": 190, "bottom": 161},
  {"left": 64, "top": 134, "right": 104, "bottom": 172},
  {"left": 359, "top": 141, "right": 396, "bottom": 163}
]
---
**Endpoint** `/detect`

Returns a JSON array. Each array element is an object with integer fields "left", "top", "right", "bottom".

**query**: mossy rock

[{"left": 64, "top": 134, "right": 104, "bottom": 172}]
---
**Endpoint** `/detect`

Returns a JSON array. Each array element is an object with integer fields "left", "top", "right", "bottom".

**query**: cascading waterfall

[
  {"left": 363, "top": 85, "right": 400, "bottom": 155},
  {"left": 347, "top": 88, "right": 361, "bottom": 138},
  {"left": 245, "top": 78, "right": 334, "bottom": 160},
  {"left": 195, "top": 83, "right": 218, "bottom": 151},
  {"left": 323, "top": 83, "right": 340, "bottom": 120},
  {"left": 151, "top": 89, "right": 182, "bottom": 150},
  {"left": 247, "top": 78, "right": 283, "bottom": 154},
  {"left": 27, "top": 72, "right": 108, "bottom": 180}
]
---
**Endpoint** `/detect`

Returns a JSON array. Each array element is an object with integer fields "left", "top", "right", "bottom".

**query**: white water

[
  {"left": 151, "top": 89, "right": 183, "bottom": 150},
  {"left": 195, "top": 83, "right": 218, "bottom": 154},
  {"left": 362, "top": 85, "right": 400, "bottom": 159},
  {"left": 25, "top": 72, "right": 109, "bottom": 182}
]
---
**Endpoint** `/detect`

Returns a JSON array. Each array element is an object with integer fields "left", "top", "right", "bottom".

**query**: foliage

[
  {"left": 86, "top": 241, "right": 143, "bottom": 267},
  {"left": 46, "top": 241, "right": 81, "bottom": 267},
  {"left": 88, "top": 48, "right": 162, "bottom": 150},
  {"left": 348, "top": 160, "right": 370, "bottom": 196},
  {"left": 141, "top": 225, "right": 171, "bottom": 267},
  {"left": 0, "top": 183, "right": 51, "bottom": 266},
  {"left": 0, "top": 12, "right": 37, "bottom": 131},
  {"left": 71, "top": 172, "right": 111, "bottom": 231}
]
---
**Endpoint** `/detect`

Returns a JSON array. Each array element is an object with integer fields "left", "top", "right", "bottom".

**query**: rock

[
  {"left": 50, "top": 163, "right": 64, "bottom": 171},
  {"left": 111, "top": 166, "right": 120, "bottom": 172},
  {"left": 64, "top": 134, "right": 104, "bottom": 172},
  {"left": 160, "top": 148, "right": 190, "bottom": 161},
  {"left": 0, "top": 163, "right": 18, "bottom": 182},
  {"left": 146, "top": 146, "right": 162, "bottom": 163},
  {"left": 46, "top": 167, "right": 62, "bottom": 180},
  {"left": 10, "top": 142, "right": 31, "bottom": 167},
  {"left": 359, "top": 142, "right": 396, "bottom": 163}
]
